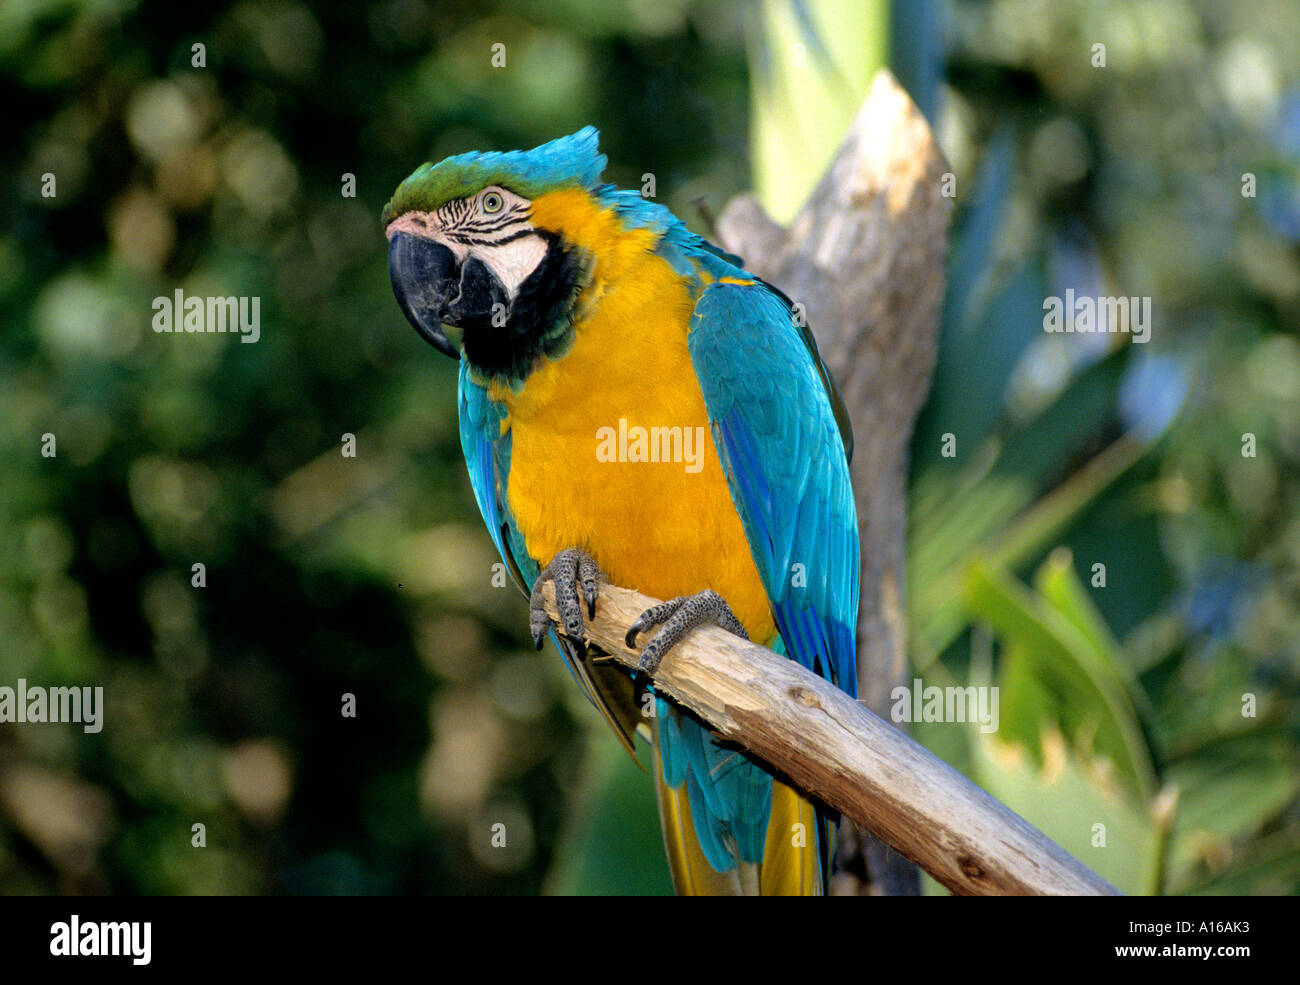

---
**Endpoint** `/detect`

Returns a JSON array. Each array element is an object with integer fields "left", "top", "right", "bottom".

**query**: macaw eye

[{"left": 482, "top": 191, "right": 504, "bottom": 214}]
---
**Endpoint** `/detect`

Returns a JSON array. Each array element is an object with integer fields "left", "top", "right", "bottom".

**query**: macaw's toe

[
  {"left": 627, "top": 589, "right": 749, "bottom": 674},
  {"left": 529, "top": 547, "right": 603, "bottom": 649}
]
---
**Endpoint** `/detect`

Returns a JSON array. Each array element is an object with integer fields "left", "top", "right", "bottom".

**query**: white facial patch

[
  {"left": 387, "top": 188, "right": 547, "bottom": 299},
  {"left": 473, "top": 234, "right": 549, "bottom": 296}
]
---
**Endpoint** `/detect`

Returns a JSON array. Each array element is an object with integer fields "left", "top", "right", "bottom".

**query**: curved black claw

[
  {"left": 626, "top": 589, "right": 749, "bottom": 674},
  {"left": 529, "top": 547, "right": 603, "bottom": 650}
]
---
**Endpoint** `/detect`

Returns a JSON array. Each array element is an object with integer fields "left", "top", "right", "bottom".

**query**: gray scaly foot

[
  {"left": 625, "top": 589, "right": 749, "bottom": 673},
  {"left": 529, "top": 547, "right": 603, "bottom": 649}
]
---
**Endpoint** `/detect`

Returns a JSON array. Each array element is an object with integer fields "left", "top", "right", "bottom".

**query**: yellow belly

[{"left": 488, "top": 203, "right": 775, "bottom": 644}]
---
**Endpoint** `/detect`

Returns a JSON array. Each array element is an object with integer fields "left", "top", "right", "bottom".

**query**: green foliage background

[{"left": 1, "top": 0, "right": 1297, "bottom": 895}]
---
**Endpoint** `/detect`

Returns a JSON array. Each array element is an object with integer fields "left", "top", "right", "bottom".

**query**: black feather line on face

[{"left": 461, "top": 231, "right": 583, "bottom": 382}]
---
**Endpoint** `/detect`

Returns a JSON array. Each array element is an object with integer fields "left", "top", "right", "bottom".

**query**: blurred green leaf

[
  {"left": 964, "top": 557, "right": 1156, "bottom": 801},
  {"left": 969, "top": 728, "right": 1159, "bottom": 896},
  {"left": 1165, "top": 734, "right": 1300, "bottom": 893}
]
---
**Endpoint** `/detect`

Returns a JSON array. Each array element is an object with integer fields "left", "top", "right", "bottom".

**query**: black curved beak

[{"left": 388, "top": 231, "right": 461, "bottom": 359}]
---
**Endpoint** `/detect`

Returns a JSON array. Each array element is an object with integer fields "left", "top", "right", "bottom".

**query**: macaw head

[{"left": 382, "top": 126, "right": 607, "bottom": 379}]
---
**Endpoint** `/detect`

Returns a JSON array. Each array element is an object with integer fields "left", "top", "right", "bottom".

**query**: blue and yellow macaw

[{"left": 383, "top": 127, "right": 858, "bottom": 895}]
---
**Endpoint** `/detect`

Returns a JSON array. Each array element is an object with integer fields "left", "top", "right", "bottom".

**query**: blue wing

[
  {"left": 655, "top": 273, "right": 859, "bottom": 890},
  {"left": 458, "top": 362, "right": 536, "bottom": 590},
  {"left": 686, "top": 279, "right": 859, "bottom": 696}
]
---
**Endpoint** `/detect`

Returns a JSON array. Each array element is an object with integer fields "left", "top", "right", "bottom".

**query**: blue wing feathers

[
  {"left": 668, "top": 274, "right": 859, "bottom": 883},
  {"left": 459, "top": 364, "right": 540, "bottom": 588},
  {"left": 690, "top": 284, "right": 858, "bottom": 693}
]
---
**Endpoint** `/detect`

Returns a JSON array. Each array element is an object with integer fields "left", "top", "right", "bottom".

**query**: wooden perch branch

[{"left": 542, "top": 581, "right": 1120, "bottom": 896}]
